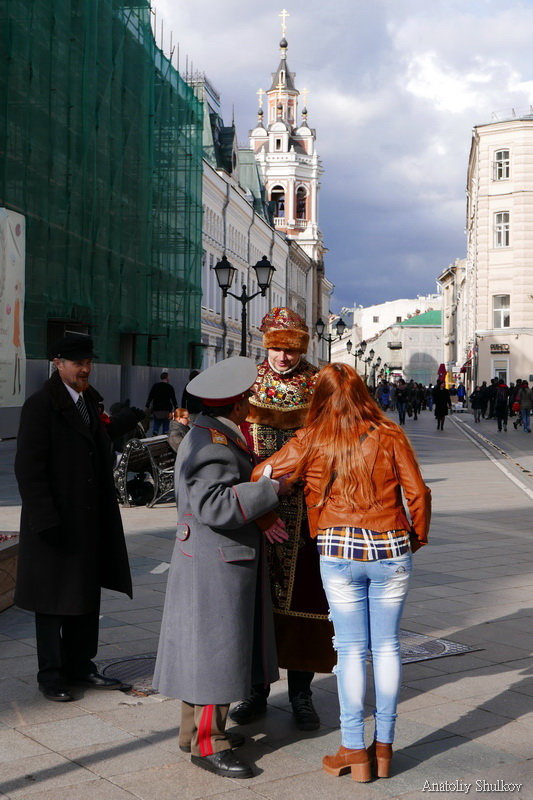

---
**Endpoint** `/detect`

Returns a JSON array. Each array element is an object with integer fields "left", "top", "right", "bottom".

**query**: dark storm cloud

[{"left": 156, "top": 0, "right": 533, "bottom": 309}]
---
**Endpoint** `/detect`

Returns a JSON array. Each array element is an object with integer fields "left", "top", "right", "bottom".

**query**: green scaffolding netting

[{"left": 0, "top": 0, "right": 203, "bottom": 367}]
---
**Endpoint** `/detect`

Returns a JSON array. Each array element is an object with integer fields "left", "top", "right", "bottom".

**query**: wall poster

[{"left": 0, "top": 208, "right": 26, "bottom": 407}]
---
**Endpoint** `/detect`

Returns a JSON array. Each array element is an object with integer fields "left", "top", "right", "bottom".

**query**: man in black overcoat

[{"left": 14, "top": 334, "right": 144, "bottom": 702}]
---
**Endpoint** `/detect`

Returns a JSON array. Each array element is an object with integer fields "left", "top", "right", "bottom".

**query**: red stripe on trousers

[{"left": 198, "top": 704, "right": 215, "bottom": 756}]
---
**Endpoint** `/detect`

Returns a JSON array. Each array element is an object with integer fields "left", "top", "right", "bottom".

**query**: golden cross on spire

[
  {"left": 301, "top": 87, "right": 309, "bottom": 107},
  {"left": 257, "top": 88, "right": 265, "bottom": 109},
  {"left": 279, "top": 8, "right": 290, "bottom": 37}
]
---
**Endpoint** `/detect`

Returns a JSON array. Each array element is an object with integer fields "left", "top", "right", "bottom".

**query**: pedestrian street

[{"left": 0, "top": 407, "right": 532, "bottom": 800}]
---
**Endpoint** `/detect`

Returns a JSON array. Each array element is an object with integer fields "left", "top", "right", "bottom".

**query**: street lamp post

[
  {"left": 372, "top": 356, "right": 382, "bottom": 389},
  {"left": 214, "top": 255, "right": 276, "bottom": 357},
  {"left": 346, "top": 339, "right": 367, "bottom": 372},
  {"left": 315, "top": 317, "right": 347, "bottom": 362}
]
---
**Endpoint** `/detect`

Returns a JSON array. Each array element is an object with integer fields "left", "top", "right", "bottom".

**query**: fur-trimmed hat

[{"left": 260, "top": 307, "right": 309, "bottom": 353}]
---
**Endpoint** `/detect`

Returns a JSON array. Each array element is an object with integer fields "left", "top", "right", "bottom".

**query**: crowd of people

[
  {"left": 12, "top": 314, "right": 527, "bottom": 785},
  {"left": 371, "top": 375, "right": 532, "bottom": 434}
]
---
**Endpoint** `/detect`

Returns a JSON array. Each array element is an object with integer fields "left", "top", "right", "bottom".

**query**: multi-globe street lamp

[
  {"left": 315, "top": 317, "right": 347, "bottom": 362},
  {"left": 346, "top": 339, "right": 367, "bottom": 372},
  {"left": 214, "top": 255, "right": 276, "bottom": 357}
]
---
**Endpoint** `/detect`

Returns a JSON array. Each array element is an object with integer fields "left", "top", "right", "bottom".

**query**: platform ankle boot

[
  {"left": 367, "top": 740, "right": 393, "bottom": 778},
  {"left": 322, "top": 746, "right": 372, "bottom": 782}
]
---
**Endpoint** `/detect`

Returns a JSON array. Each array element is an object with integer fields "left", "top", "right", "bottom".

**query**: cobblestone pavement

[{"left": 1, "top": 409, "right": 532, "bottom": 799}]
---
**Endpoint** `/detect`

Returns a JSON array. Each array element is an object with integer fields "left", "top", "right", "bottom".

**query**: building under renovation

[{"left": 0, "top": 0, "right": 203, "bottom": 434}]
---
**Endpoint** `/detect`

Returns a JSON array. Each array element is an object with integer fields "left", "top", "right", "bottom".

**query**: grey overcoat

[{"left": 153, "top": 414, "right": 280, "bottom": 705}]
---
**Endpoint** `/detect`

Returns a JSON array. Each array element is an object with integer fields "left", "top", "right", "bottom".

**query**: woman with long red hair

[{"left": 252, "top": 363, "right": 431, "bottom": 782}]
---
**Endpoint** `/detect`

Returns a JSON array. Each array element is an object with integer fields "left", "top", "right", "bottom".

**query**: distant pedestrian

[
  {"left": 395, "top": 379, "right": 408, "bottom": 425},
  {"left": 433, "top": 380, "right": 451, "bottom": 430},
  {"left": 469, "top": 387, "right": 482, "bottom": 423},
  {"left": 479, "top": 381, "right": 489, "bottom": 418},
  {"left": 494, "top": 380, "right": 509, "bottom": 432},
  {"left": 518, "top": 381, "right": 532, "bottom": 433},
  {"left": 146, "top": 371, "right": 177, "bottom": 435},
  {"left": 487, "top": 378, "right": 498, "bottom": 419}
]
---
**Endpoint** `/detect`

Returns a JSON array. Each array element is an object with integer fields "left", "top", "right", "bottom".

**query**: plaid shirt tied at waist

[{"left": 316, "top": 527, "right": 410, "bottom": 562}]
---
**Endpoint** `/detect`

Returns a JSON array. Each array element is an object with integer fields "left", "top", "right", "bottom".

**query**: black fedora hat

[{"left": 48, "top": 333, "right": 98, "bottom": 361}]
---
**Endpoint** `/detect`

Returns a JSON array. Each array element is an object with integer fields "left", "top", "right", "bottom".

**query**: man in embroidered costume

[
  {"left": 234, "top": 308, "right": 336, "bottom": 731},
  {"left": 153, "top": 357, "right": 288, "bottom": 780}
]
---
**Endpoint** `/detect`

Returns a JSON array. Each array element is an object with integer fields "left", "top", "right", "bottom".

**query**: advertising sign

[{"left": 0, "top": 209, "right": 26, "bottom": 407}]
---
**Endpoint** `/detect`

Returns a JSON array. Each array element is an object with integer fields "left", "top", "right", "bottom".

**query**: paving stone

[
  {"left": 0, "top": 639, "right": 37, "bottom": 659},
  {"left": 0, "top": 729, "right": 50, "bottom": 763},
  {"left": 98, "top": 625, "right": 159, "bottom": 644},
  {"left": 0, "top": 752, "right": 97, "bottom": 798},
  {"left": 97, "top": 698, "right": 182, "bottom": 743},
  {"left": 19, "top": 715, "right": 134, "bottom": 752},
  {"left": 111, "top": 759, "right": 242, "bottom": 800},
  {"left": 7, "top": 777, "right": 141, "bottom": 800},
  {"left": 63, "top": 736, "right": 184, "bottom": 778},
  {"left": 0, "top": 694, "right": 90, "bottom": 728}
]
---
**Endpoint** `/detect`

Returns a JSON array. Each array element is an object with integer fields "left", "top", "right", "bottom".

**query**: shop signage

[{"left": 490, "top": 344, "right": 510, "bottom": 353}]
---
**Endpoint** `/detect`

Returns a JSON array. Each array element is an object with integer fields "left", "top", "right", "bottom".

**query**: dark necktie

[{"left": 76, "top": 394, "right": 91, "bottom": 426}]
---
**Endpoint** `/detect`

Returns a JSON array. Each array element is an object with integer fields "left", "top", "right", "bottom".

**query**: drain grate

[{"left": 100, "top": 633, "right": 479, "bottom": 693}]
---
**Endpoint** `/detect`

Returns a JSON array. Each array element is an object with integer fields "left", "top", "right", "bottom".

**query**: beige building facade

[{"left": 466, "top": 115, "right": 533, "bottom": 386}]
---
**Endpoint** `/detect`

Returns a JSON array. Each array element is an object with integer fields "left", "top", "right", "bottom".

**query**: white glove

[{"left": 262, "top": 463, "right": 280, "bottom": 494}]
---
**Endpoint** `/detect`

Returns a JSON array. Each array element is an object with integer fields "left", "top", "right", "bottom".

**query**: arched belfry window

[
  {"left": 296, "top": 186, "right": 307, "bottom": 219},
  {"left": 271, "top": 186, "right": 285, "bottom": 218}
]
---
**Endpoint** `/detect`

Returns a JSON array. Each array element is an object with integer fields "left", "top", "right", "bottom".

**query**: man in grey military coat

[{"left": 153, "top": 357, "right": 287, "bottom": 779}]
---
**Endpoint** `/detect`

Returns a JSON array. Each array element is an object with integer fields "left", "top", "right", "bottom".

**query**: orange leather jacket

[{"left": 251, "top": 422, "right": 431, "bottom": 550}]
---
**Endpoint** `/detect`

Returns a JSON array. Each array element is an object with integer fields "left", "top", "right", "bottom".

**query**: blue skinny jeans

[{"left": 320, "top": 553, "right": 412, "bottom": 749}]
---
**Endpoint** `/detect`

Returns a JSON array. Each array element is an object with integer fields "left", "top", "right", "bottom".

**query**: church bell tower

[{"left": 249, "top": 10, "right": 324, "bottom": 263}]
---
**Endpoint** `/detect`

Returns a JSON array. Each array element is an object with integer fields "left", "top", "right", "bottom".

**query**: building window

[
  {"left": 373, "top": 316, "right": 379, "bottom": 323},
  {"left": 493, "top": 294, "right": 510, "bottom": 328},
  {"left": 270, "top": 186, "right": 285, "bottom": 218},
  {"left": 494, "top": 212, "right": 510, "bottom": 247},
  {"left": 493, "top": 150, "right": 510, "bottom": 180},
  {"left": 296, "top": 186, "right": 307, "bottom": 219},
  {"left": 275, "top": 138, "right": 282, "bottom": 151},
  {"left": 396, "top": 316, "right": 402, "bottom": 323}
]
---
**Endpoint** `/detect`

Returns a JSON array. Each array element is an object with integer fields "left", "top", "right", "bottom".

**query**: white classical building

[
  {"left": 436, "top": 259, "right": 470, "bottom": 384},
  {"left": 193, "top": 28, "right": 330, "bottom": 368},
  {"left": 337, "top": 295, "right": 441, "bottom": 347},
  {"left": 466, "top": 112, "right": 533, "bottom": 385}
]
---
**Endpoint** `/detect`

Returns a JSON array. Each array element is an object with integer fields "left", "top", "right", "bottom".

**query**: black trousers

[
  {"left": 253, "top": 670, "right": 314, "bottom": 702},
  {"left": 35, "top": 610, "right": 100, "bottom": 686}
]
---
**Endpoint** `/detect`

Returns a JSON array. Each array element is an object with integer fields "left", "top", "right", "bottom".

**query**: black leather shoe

[
  {"left": 229, "top": 695, "right": 267, "bottom": 724},
  {"left": 68, "top": 672, "right": 126, "bottom": 690},
  {"left": 180, "top": 730, "right": 245, "bottom": 753},
  {"left": 190, "top": 748, "right": 253, "bottom": 779},
  {"left": 291, "top": 693, "right": 320, "bottom": 731},
  {"left": 39, "top": 684, "right": 74, "bottom": 702}
]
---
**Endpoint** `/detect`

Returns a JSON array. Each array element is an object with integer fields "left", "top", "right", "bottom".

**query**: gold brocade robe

[{"left": 243, "top": 358, "right": 335, "bottom": 673}]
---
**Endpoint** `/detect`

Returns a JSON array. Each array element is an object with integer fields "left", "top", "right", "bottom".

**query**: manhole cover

[
  {"left": 398, "top": 631, "right": 478, "bottom": 663},
  {"left": 101, "top": 654, "right": 157, "bottom": 694},
  {"left": 99, "top": 633, "right": 479, "bottom": 693}
]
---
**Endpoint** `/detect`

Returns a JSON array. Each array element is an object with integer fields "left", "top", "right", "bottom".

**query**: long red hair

[{"left": 289, "top": 363, "right": 393, "bottom": 509}]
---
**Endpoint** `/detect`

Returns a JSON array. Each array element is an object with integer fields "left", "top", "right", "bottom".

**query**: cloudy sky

[{"left": 155, "top": 0, "right": 533, "bottom": 311}]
